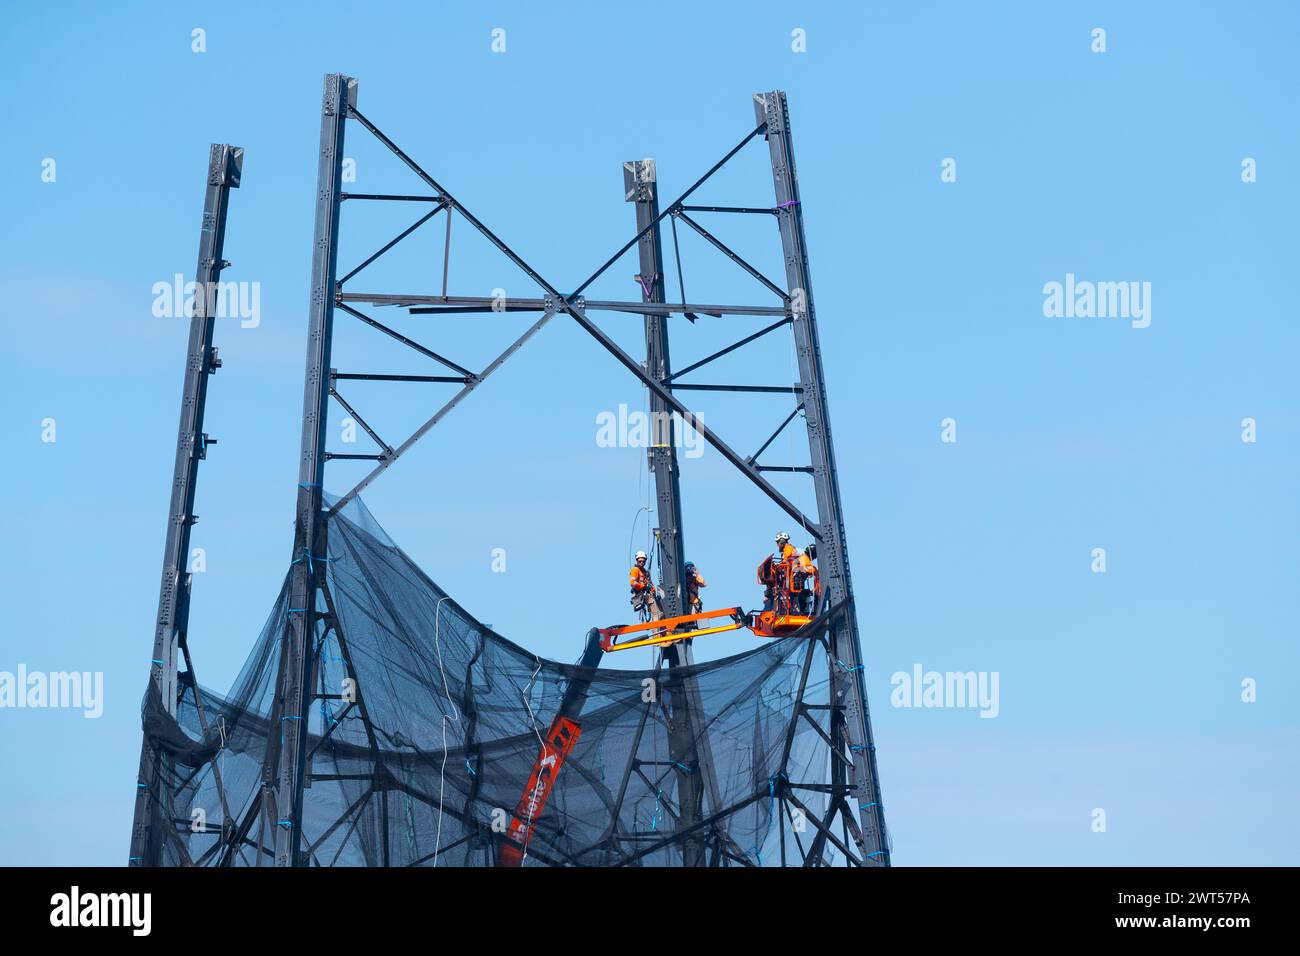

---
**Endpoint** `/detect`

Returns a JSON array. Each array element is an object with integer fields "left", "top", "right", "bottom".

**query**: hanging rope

[
  {"left": 517, "top": 657, "right": 547, "bottom": 864},
  {"left": 431, "top": 595, "right": 460, "bottom": 866},
  {"left": 626, "top": 506, "right": 650, "bottom": 572}
]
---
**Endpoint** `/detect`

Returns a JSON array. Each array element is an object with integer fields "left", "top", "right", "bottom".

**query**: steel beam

[
  {"left": 563, "top": 298, "right": 822, "bottom": 539},
  {"left": 129, "top": 143, "right": 242, "bottom": 866},
  {"left": 573, "top": 123, "right": 767, "bottom": 298},
  {"left": 329, "top": 306, "right": 558, "bottom": 514},
  {"left": 373, "top": 292, "right": 787, "bottom": 317},
  {"left": 754, "top": 90, "right": 889, "bottom": 865},
  {"left": 270, "top": 72, "right": 354, "bottom": 867},
  {"left": 674, "top": 211, "right": 788, "bottom": 299},
  {"left": 625, "top": 159, "right": 711, "bottom": 866},
  {"left": 625, "top": 159, "right": 688, "bottom": 618},
  {"left": 337, "top": 203, "right": 444, "bottom": 285},
  {"left": 667, "top": 317, "right": 792, "bottom": 381}
]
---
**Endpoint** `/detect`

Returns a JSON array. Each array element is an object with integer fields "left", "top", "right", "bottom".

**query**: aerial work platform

[
  {"left": 598, "top": 606, "right": 747, "bottom": 652},
  {"left": 598, "top": 603, "right": 818, "bottom": 652}
]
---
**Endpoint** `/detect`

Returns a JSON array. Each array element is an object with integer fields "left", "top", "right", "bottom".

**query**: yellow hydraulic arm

[{"left": 598, "top": 606, "right": 747, "bottom": 653}]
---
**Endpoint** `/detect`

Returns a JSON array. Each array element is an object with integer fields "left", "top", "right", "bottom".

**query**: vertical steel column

[
  {"left": 754, "top": 91, "right": 890, "bottom": 865},
  {"left": 271, "top": 73, "right": 354, "bottom": 866},
  {"left": 129, "top": 143, "right": 243, "bottom": 866},
  {"left": 625, "top": 159, "right": 688, "bottom": 614},
  {"left": 625, "top": 159, "right": 726, "bottom": 866}
]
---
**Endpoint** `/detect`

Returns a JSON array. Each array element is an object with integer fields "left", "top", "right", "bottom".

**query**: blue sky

[{"left": 0, "top": 1, "right": 1296, "bottom": 866}]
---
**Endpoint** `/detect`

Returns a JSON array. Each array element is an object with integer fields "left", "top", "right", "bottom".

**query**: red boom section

[{"left": 497, "top": 715, "right": 582, "bottom": 867}]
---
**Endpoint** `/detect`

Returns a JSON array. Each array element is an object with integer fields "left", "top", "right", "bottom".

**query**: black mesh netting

[{"left": 142, "top": 495, "right": 835, "bottom": 866}]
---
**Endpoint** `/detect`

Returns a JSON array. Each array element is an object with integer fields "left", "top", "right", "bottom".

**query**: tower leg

[
  {"left": 128, "top": 144, "right": 242, "bottom": 866},
  {"left": 268, "top": 73, "right": 354, "bottom": 867},
  {"left": 754, "top": 91, "right": 889, "bottom": 865},
  {"left": 624, "top": 159, "right": 727, "bottom": 866}
]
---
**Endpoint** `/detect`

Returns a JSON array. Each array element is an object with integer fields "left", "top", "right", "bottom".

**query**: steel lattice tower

[{"left": 130, "top": 75, "right": 889, "bottom": 867}]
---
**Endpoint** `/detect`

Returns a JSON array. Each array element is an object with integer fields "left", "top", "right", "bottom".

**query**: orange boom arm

[{"left": 498, "top": 715, "right": 582, "bottom": 867}]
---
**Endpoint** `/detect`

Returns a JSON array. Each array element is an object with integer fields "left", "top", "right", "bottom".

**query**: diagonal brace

[
  {"left": 328, "top": 387, "right": 392, "bottom": 457},
  {"left": 329, "top": 307, "right": 558, "bottom": 513},
  {"left": 337, "top": 302, "right": 473, "bottom": 377},
  {"left": 674, "top": 211, "right": 788, "bottom": 300},
  {"left": 668, "top": 317, "right": 792, "bottom": 382},
  {"left": 563, "top": 301, "right": 821, "bottom": 539},
  {"left": 338, "top": 202, "right": 446, "bottom": 286}
]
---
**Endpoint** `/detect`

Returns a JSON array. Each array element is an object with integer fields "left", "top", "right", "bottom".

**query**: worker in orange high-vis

[
  {"left": 774, "top": 531, "right": 796, "bottom": 565},
  {"left": 630, "top": 550, "right": 663, "bottom": 621},
  {"left": 684, "top": 561, "right": 706, "bottom": 614},
  {"left": 794, "top": 544, "right": 818, "bottom": 614},
  {"left": 759, "top": 532, "right": 797, "bottom": 612}
]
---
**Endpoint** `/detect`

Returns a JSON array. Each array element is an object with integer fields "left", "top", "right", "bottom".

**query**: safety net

[{"left": 141, "top": 495, "right": 836, "bottom": 866}]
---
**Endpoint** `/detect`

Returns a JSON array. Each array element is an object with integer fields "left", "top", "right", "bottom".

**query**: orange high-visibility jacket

[
  {"left": 796, "top": 550, "right": 820, "bottom": 595},
  {"left": 630, "top": 565, "right": 651, "bottom": 593},
  {"left": 788, "top": 551, "right": 812, "bottom": 593},
  {"left": 777, "top": 543, "right": 797, "bottom": 564},
  {"left": 686, "top": 569, "right": 706, "bottom": 598}
]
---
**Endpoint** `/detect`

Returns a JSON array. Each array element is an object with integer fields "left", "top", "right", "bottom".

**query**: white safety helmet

[
  {"left": 635, "top": 550, "right": 647, "bottom": 561},
  {"left": 775, "top": 532, "right": 790, "bottom": 544}
]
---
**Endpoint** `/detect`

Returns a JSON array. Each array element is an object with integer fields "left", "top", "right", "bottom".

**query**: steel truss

[{"left": 130, "top": 75, "right": 889, "bottom": 867}]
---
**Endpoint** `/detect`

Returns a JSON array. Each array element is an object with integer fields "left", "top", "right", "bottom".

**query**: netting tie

[
  {"left": 288, "top": 608, "right": 309, "bottom": 613},
  {"left": 277, "top": 820, "right": 293, "bottom": 829},
  {"left": 671, "top": 760, "right": 695, "bottom": 774},
  {"left": 766, "top": 771, "right": 788, "bottom": 821},
  {"left": 151, "top": 659, "right": 164, "bottom": 666},
  {"left": 281, "top": 715, "right": 302, "bottom": 721},
  {"left": 868, "top": 850, "right": 885, "bottom": 858},
  {"left": 861, "top": 802, "right": 878, "bottom": 811},
  {"left": 465, "top": 760, "right": 475, "bottom": 776},
  {"left": 834, "top": 659, "right": 864, "bottom": 673},
  {"left": 778, "top": 200, "right": 800, "bottom": 209}
]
